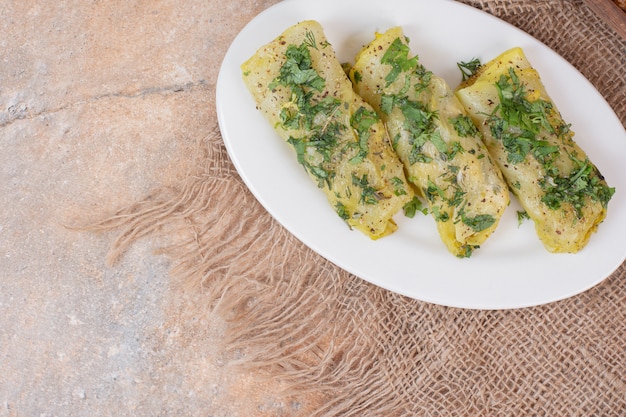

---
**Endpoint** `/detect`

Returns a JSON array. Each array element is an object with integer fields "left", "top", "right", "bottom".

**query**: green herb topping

[
  {"left": 488, "top": 68, "right": 558, "bottom": 165},
  {"left": 403, "top": 196, "right": 428, "bottom": 218},
  {"left": 450, "top": 114, "right": 480, "bottom": 138},
  {"left": 349, "top": 106, "right": 379, "bottom": 164},
  {"left": 487, "top": 67, "right": 614, "bottom": 218},
  {"left": 381, "top": 37, "right": 431, "bottom": 92},
  {"left": 459, "top": 210, "right": 496, "bottom": 233},
  {"left": 382, "top": 95, "right": 440, "bottom": 164},
  {"left": 517, "top": 210, "right": 530, "bottom": 226},
  {"left": 390, "top": 176, "right": 408, "bottom": 196},
  {"left": 269, "top": 43, "right": 325, "bottom": 92},
  {"left": 457, "top": 58, "right": 482, "bottom": 81},
  {"left": 271, "top": 41, "right": 381, "bottom": 202},
  {"left": 540, "top": 157, "right": 615, "bottom": 217},
  {"left": 352, "top": 173, "right": 381, "bottom": 205},
  {"left": 458, "top": 244, "right": 478, "bottom": 259}
]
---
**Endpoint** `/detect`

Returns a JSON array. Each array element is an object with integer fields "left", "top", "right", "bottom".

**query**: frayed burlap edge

[
  {"left": 85, "top": 124, "right": 626, "bottom": 416},
  {"left": 86, "top": 127, "right": 421, "bottom": 415}
]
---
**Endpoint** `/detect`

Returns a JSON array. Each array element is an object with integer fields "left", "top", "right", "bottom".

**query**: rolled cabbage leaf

[
  {"left": 349, "top": 27, "right": 510, "bottom": 257},
  {"left": 455, "top": 47, "right": 614, "bottom": 253},
  {"left": 241, "top": 21, "right": 414, "bottom": 239}
]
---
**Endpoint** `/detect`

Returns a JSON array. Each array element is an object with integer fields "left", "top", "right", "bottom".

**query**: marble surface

[{"left": 0, "top": 1, "right": 312, "bottom": 415}]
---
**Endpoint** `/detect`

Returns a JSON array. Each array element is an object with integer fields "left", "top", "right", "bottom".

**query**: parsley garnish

[
  {"left": 377, "top": 37, "right": 442, "bottom": 165},
  {"left": 349, "top": 106, "right": 378, "bottom": 164},
  {"left": 382, "top": 95, "right": 439, "bottom": 165},
  {"left": 432, "top": 205, "right": 450, "bottom": 222},
  {"left": 272, "top": 42, "right": 342, "bottom": 189},
  {"left": 460, "top": 211, "right": 496, "bottom": 232},
  {"left": 450, "top": 114, "right": 480, "bottom": 138},
  {"left": 335, "top": 202, "right": 350, "bottom": 220},
  {"left": 269, "top": 44, "right": 325, "bottom": 92},
  {"left": 352, "top": 173, "right": 381, "bottom": 205},
  {"left": 381, "top": 37, "right": 419, "bottom": 86},
  {"left": 448, "top": 189, "right": 466, "bottom": 207},
  {"left": 403, "top": 196, "right": 428, "bottom": 218},
  {"left": 380, "top": 37, "right": 432, "bottom": 92},
  {"left": 488, "top": 68, "right": 558, "bottom": 165},
  {"left": 429, "top": 131, "right": 448, "bottom": 155},
  {"left": 457, "top": 58, "right": 482, "bottom": 81},
  {"left": 540, "top": 157, "right": 615, "bottom": 217},
  {"left": 390, "top": 176, "right": 408, "bottom": 196},
  {"left": 446, "top": 141, "right": 465, "bottom": 161},
  {"left": 458, "top": 244, "right": 477, "bottom": 259},
  {"left": 517, "top": 210, "right": 530, "bottom": 226},
  {"left": 425, "top": 180, "right": 445, "bottom": 202},
  {"left": 287, "top": 137, "right": 333, "bottom": 188}
]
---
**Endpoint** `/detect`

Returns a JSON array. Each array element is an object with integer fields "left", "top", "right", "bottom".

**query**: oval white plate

[{"left": 216, "top": 0, "right": 626, "bottom": 309}]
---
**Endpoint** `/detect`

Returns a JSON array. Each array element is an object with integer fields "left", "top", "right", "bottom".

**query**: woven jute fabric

[{"left": 98, "top": 1, "right": 626, "bottom": 415}]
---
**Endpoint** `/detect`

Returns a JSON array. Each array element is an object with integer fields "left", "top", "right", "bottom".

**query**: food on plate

[
  {"left": 455, "top": 47, "right": 615, "bottom": 253},
  {"left": 241, "top": 20, "right": 414, "bottom": 239},
  {"left": 348, "top": 27, "right": 510, "bottom": 257}
]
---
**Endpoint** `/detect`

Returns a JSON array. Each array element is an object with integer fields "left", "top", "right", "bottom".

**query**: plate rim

[{"left": 216, "top": 0, "right": 626, "bottom": 309}]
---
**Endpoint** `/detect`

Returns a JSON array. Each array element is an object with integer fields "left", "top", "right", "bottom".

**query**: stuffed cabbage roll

[
  {"left": 455, "top": 47, "right": 614, "bottom": 253},
  {"left": 349, "top": 27, "right": 509, "bottom": 257},
  {"left": 241, "top": 21, "right": 413, "bottom": 239}
]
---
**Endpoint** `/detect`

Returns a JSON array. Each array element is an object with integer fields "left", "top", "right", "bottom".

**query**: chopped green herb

[
  {"left": 273, "top": 42, "right": 346, "bottom": 189},
  {"left": 429, "top": 131, "right": 448, "bottom": 155},
  {"left": 412, "top": 64, "right": 432, "bottom": 94},
  {"left": 457, "top": 58, "right": 482, "bottom": 81},
  {"left": 352, "top": 173, "right": 380, "bottom": 205},
  {"left": 448, "top": 189, "right": 466, "bottom": 207},
  {"left": 349, "top": 106, "right": 378, "bottom": 164},
  {"left": 335, "top": 202, "right": 350, "bottom": 220},
  {"left": 425, "top": 180, "right": 445, "bottom": 202},
  {"left": 556, "top": 123, "right": 571, "bottom": 136},
  {"left": 506, "top": 71, "right": 554, "bottom": 130},
  {"left": 540, "top": 158, "right": 615, "bottom": 218},
  {"left": 377, "top": 39, "right": 440, "bottom": 166},
  {"left": 450, "top": 114, "right": 480, "bottom": 138},
  {"left": 409, "top": 151, "right": 432, "bottom": 165},
  {"left": 270, "top": 43, "right": 325, "bottom": 92},
  {"left": 488, "top": 67, "right": 614, "bottom": 218},
  {"left": 390, "top": 176, "right": 408, "bottom": 196},
  {"left": 380, "top": 37, "right": 419, "bottom": 86},
  {"left": 380, "top": 94, "right": 395, "bottom": 115},
  {"left": 517, "top": 210, "right": 530, "bottom": 226},
  {"left": 488, "top": 67, "right": 558, "bottom": 165},
  {"left": 403, "top": 196, "right": 428, "bottom": 218},
  {"left": 457, "top": 244, "right": 477, "bottom": 259},
  {"left": 389, "top": 96, "right": 439, "bottom": 165},
  {"left": 431, "top": 205, "right": 449, "bottom": 222},
  {"left": 446, "top": 141, "right": 465, "bottom": 161},
  {"left": 289, "top": 137, "right": 334, "bottom": 188},
  {"left": 460, "top": 210, "right": 496, "bottom": 232},
  {"left": 303, "top": 29, "right": 318, "bottom": 50}
]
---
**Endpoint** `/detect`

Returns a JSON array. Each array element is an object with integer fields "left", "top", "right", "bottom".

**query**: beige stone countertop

[{"left": 0, "top": 1, "right": 300, "bottom": 415}]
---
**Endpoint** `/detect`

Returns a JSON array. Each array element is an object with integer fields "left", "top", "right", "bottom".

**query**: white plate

[{"left": 216, "top": 0, "right": 626, "bottom": 309}]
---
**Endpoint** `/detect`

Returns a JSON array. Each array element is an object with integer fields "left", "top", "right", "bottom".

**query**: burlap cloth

[{"left": 93, "top": 1, "right": 625, "bottom": 416}]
